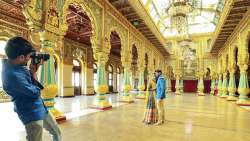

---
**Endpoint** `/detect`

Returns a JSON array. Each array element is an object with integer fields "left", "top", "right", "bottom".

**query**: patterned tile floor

[{"left": 1, "top": 93, "right": 250, "bottom": 141}]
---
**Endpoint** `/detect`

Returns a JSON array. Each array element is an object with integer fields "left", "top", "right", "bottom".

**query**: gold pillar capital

[
  {"left": 175, "top": 71, "right": 181, "bottom": 79},
  {"left": 223, "top": 72, "right": 228, "bottom": 78},
  {"left": 238, "top": 64, "right": 248, "bottom": 73},
  {"left": 229, "top": 67, "right": 236, "bottom": 74},
  {"left": 96, "top": 52, "right": 109, "bottom": 65},
  {"left": 39, "top": 30, "right": 58, "bottom": 43},
  {"left": 121, "top": 54, "right": 132, "bottom": 69}
]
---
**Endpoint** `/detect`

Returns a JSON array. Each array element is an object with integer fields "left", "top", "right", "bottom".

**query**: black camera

[{"left": 30, "top": 52, "right": 50, "bottom": 66}]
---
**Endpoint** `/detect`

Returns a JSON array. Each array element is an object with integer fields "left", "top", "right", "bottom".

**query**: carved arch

[
  {"left": 106, "top": 26, "right": 126, "bottom": 54},
  {"left": 62, "top": 0, "right": 100, "bottom": 49}
]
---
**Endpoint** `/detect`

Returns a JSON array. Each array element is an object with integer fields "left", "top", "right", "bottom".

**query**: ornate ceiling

[
  {"left": 211, "top": 0, "right": 250, "bottom": 53},
  {"left": 65, "top": 4, "right": 92, "bottom": 46},
  {"left": 65, "top": 3, "right": 124, "bottom": 54},
  {"left": 110, "top": 31, "right": 121, "bottom": 57},
  {"left": 3, "top": 0, "right": 248, "bottom": 57},
  {"left": 0, "top": 0, "right": 28, "bottom": 39},
  {"left": 0, "top": 0, "right": 26, "bottom": 22},
  {"left": 108, "top": 0, "right": 168, "bottom": 56},
  {"left": 132, "top": 45, "right": 138, "bottom": 65}
]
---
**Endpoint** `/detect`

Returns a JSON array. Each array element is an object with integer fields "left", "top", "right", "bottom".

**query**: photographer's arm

[
  {"left": 10, "top": 73, "right": 41, "bottom": 98},
  {"left": 29, "top": 59, "right": 44, "bottom": 89}
]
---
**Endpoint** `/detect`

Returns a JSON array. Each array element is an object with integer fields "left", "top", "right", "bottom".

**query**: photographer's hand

[{"left": 30, "top": 59, "right": 44, "bottom": 80}]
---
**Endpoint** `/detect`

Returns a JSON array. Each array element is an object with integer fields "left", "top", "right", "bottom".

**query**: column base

[
  {"left": 167, "top": 88, "right": 172, "bottom": 93},
  {"left": 217, "top": 93, "right": 223, "bottom": 97},
  {"left": 220, "top": 94, "right": 228, "bottom": 98},
  {"left": 236, "top": 98, "right": 250, "bottom": 106},
  {"left": 119, "top": 95, "right": 134, "bottom": 103},
  {"left": 91, "top": 105, "right": 112, "bottom": 110},
  {"left": 91, "top": 100, "right": 112, "bottom": 110},
  {"left": 83, "top": 93, "right": 95, "bottom": 96},
  {"left": 198, "top": 92, "right": 205, "bottom": 96},
  {"left": 56, "top": 115, "right": 67, "bottom": 124},
  {"left": 49, "top": 109, "right": 66, "bottom": 124},
  {"left": 175, "top": 91, "right": 181, "bottom": 95},
  {"left": 210, "top": 89, "right": 214, "bottom": 95},
  {"left": 227, "top": 95, "right": 238, "bottom": 101},
  {"left": 136, "top": 93, "right": 146, "bottom": 99}
]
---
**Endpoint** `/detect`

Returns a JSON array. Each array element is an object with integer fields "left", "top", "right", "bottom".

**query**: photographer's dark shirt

[{"left": 1, "top": 61, "right": 48, "bottom": 125}]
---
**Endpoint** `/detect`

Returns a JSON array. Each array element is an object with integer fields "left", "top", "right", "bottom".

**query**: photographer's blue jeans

[{"left": 25, "top": 113, "right": 61, "bottom": 141}]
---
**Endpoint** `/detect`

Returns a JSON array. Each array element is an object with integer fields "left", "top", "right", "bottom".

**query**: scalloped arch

[{"left": 62, "top": 0, "right": 99, "bottom": 48}]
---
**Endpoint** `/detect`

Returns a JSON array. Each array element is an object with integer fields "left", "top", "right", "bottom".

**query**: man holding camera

[{"left": 2, "top": 37, "right": 61, "bottom": 141}]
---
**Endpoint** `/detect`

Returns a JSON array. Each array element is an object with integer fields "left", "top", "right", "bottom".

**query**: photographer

[{"left": 2, "top": 37, "right": 61, "bottom": 141}]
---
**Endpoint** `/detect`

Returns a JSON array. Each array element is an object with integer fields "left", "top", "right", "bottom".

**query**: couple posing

[{"left": 143, "top": 70, "right": 166, "bottom": 125}]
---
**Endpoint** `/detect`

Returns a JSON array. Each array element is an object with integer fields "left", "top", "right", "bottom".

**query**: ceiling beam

[
  {"left": 230, "top": 7, "right": 248, "bottom": 14},
  {"left": 124, "top": 12, "right": 137, "bottom": 17},
  {"left": 233, "top": 1, "right": 250, "bottom": 7}
]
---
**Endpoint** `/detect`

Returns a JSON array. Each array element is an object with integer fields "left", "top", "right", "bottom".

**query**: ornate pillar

[
  {"left": 174, "top": 52, "right": 181, "bottom": 95},
  {"left": 113, "top": 71, "right": 118, "bottom": 92},
  {"left": 93, "top": 51, "right": 112, "bottom": 110},
  {"left": 136, "top": 65, "right": 145, "bottom": 99},
  {"left": 166, "top": 68, "right": 172, "bottom": 93},
  {"left": 167, "top": 77, "right": 172, "bottom": 93},
  {"left": 221, "top": 72, "right": 229, "bottom": 98},
  {"left": 210, "top": 79, "right": 215, "bottom": 95},
  {"left": 217, "top": 73, "right": 223, "bottom": 97},
  {"left": 197, "top": 72, "right": 205, "bottom": 96},
  {"left": 210, "top": 72, "right": 215, "bottom": 95},
  {"left": 236, "top": 64, "right": 250, "bottom": 105},
  {"left": 236, "top": 35, "right": 250, "bottom": 105},
  {"left": 180, "top": 79, "right": 184, "bottom": 93},
  {"left": 197, "top": 47, "right": 205, "bottom": 96},
  {"left": 39, "top": 31, "right": 66, "bottom": 122},
  {"left": 55, "top": 36, "right": 64, "bottom": 97},
  {"left": 227, "top": 68, "right": 237, "bottom": 101},
  {"left": 119, "top": 60, "right": 134, "bottom": 103},
  {"left": 136, "top": 51, "right": 146, "bottom": 99},
  {"left": 175, "top": 72, "right": 181, "bottom": 95},
  {"left": 227, "top": 46, "right": 238, "bottom": 100}
]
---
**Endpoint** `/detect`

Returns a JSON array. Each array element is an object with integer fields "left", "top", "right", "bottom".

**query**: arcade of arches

[{"left": 0, "top": 0, "right": 250, "bottom": 140}]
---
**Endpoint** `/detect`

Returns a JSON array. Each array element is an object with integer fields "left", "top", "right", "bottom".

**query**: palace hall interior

[{"left": 1, "top": 0, "right": 250, "bottom": 141}]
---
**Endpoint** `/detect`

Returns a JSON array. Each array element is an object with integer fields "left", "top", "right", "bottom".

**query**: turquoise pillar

[
  {"left": 180, "top": 79, "right": 183, "bottom": 93},
  {"left": 210, "top": 79, "right": 215, "bottom": 95},
  {"left": 39, "top": 31, "right": 65, "bottom": 122},
  {"left": 221, "top": 73, "right": 228, "bottom": 98},
  {"left": 93, "top": 53, "right": 112, "bottom": 110},
  {"left": 197, "top": 76, "right": 205, "bottom": 96},
  {"left": 136, "top": 69, "right": 145, "bottom": 99},
  {"left": 217, "top": 74, "right": 223, "bottom": 97},
  {"left": 236, "top": 65, "right": 250, "bottom": 105},
  {"left": 175, "top": 76, "right": 181, "bottom": 95},
  {"left": 227, "top": 72, "right": 237, "bottom": 101},
  {"left": 121, "top": 65, "right": 134, "bottom": 103}
]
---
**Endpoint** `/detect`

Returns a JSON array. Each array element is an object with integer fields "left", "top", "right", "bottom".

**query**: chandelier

[{"left": 166, "top": 0, "right": 193, "bottom": 35}]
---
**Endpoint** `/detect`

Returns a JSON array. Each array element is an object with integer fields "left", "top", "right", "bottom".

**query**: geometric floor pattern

[{"left": 1, "top": 93, "right": 250, "bottom": 141}]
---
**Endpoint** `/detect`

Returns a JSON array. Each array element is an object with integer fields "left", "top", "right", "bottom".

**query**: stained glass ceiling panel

[{"left": 141, "top": 0, "right": 225, "bottom": 37}]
